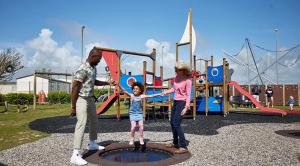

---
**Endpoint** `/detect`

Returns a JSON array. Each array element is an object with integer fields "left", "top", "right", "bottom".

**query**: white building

[
  {"left": 0, "top": 82, "right": 16, "bottom": 94},
  {"left": 16, "top": 75, "right": 71, "bottom": 96}
]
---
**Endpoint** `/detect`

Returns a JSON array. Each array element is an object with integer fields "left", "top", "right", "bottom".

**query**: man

[
  {"left": 251, "top": 85, "right": 261, "bottom": 101},
  {"left": 265, "top": 85, "right": 274, "bottom": 108},
  {"left": 70, "top": 47, "right": 113, "bottom": 165}
]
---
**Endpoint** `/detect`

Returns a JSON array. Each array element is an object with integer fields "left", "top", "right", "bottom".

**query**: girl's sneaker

[
  {"left": 129, "top": 138, "right": 134, "bottom": 145},
  {"left": 139, "top": 138, "right": 144, "bottom": 145}
]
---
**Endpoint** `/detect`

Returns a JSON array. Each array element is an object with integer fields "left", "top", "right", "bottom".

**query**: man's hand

[
  {"left": 108, "top": 80, "right": 116, "bottom": 86},
  {"left": 160, "top": 92, "right": 165, "bottom": 96},
  {"left": 181, "top": 107, "right": 188, "bottom": 116},
  {"left": 70, "top": 108, "right": 76, "bottom": 117}
]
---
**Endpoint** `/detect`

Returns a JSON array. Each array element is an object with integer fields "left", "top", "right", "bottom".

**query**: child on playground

[
  {"left": 122, "top": 82, "right": 161, "bottom": 145},
  {"left": 287, "top": 96, "right": 295, "bottom": 111}
]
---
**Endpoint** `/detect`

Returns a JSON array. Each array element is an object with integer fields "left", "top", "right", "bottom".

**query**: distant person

[
  {"left": 122, "top": 82, "right": 161, "bottom": 145},
  {"left": 162, "top": 63, "right": 192, "bottom": 154},
  {"left": 265, "top": 86, "right": 274, "bottom": 108},
  {"left": 70, "top": 47, "right": 114, "bottom": 165},
  {"left": 287, "top": 96, "right": 295, "bottom": 111},
  {"left": 251, "top": 85, "right": 261, "bottom": 102}
]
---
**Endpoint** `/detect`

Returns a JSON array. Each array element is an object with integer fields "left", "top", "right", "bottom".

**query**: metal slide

[
  {"left": 96, "top": 93, "right": 118, "bottom": 115},
  {"left": 228, "top": 81, "right": 287, "bottom": 116}
]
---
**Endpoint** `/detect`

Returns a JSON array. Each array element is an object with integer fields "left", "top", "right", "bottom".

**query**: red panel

[{"left": 102, "top": 51, "right": 119, "bottom": 81}]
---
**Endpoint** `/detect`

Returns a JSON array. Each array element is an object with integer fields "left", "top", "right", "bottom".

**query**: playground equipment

[
  {"left": 192, "top": 57, "right": 229, "bottom": 117},
  {"left": 95, "top": 47, "right": 172, "bottom": 120}
]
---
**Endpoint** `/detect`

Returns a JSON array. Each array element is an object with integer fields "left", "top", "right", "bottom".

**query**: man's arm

[
  {"left": 71, "top": 80, "right": 82, "bottom": 116},
  {"left": 95, "top": 80, "right": 110, "bottom": 86}
]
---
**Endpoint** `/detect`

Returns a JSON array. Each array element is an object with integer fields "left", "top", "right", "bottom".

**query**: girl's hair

[
  {"left": 131, "top": 82, "right": 144, "bottom": 94},
  {"left": 175, "top": 62, "right": 191, "bottom": 77}
]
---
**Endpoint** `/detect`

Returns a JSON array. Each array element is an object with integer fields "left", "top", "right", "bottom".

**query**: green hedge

[
  {"left": 5, "top": 93, "right": 34, "bottom": 105},
  {"left": 47, "top": 92, "right": 71, "bottom": 104},
  {"left": 0, "top": 94, "right": 4, "bottom": 103}
]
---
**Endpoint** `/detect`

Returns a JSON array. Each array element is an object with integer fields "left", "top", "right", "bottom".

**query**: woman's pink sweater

[{"left": 164, "top": 76, "right": 192, "bottom": 108}]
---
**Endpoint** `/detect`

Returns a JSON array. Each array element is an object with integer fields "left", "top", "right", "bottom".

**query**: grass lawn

[{"left": 0, "top": 102, "right": 128, "bottom": 151}]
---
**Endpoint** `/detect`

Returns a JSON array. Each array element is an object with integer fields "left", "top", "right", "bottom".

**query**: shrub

[
  {"left": 0, "top": 93, "right": 4, "bottom": 103},
  {"left": 5, "top": 93, "right": 34, "bottom": 105},
  {"left": 47, "top": 91, "right": 71, "bottom": 104}
]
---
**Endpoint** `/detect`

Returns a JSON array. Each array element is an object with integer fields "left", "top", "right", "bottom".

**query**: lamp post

[
  {"left": 273, "top": 28, "right": 279, "bottom": 84},
  {"left": 81, "top": 26, "right": 85, "bottom": 64},
  {"left": 161, "top": 45, "right": 164, "bottom": 66}
]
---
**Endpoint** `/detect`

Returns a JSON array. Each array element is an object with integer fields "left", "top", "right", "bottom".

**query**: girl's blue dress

[{"left": 129, "top": 94, "right": 143, "bottom": 121}]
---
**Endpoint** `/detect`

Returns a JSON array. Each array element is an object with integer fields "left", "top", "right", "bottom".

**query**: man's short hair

[{"left": 89, "top": 47, "right": 101, "bottom": 57}]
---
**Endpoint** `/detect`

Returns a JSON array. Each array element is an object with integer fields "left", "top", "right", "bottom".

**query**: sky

[{"left": 1, "top": 0, "right": 300, "bottom": 84}]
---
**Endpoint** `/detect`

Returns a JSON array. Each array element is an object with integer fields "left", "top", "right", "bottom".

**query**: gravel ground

[{"left": 0, "top": 113, "right": 299, "bottom": 166}]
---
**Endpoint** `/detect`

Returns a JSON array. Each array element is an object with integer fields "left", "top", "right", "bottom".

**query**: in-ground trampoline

[{"left": 82, "top": 142, "right": 191, "bottom": 166}]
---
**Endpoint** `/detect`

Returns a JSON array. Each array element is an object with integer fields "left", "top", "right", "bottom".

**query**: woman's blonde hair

[{"left": 175, "top": 62, "right": 191, "bottom": 77}]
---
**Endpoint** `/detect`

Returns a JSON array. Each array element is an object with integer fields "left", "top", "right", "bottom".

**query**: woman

[{"left": 162, "top": 63, "right": 192, "bottom": 154}]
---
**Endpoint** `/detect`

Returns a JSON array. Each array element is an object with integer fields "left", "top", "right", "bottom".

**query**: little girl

[
  {"left": 122, "top": 82, "right": 161, "bottom": 145},
  {"left": 288, "top": 96, "right": 295, "bottom": 111}
]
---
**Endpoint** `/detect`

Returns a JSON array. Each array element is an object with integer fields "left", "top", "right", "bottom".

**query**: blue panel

[
  {"left": 120, "top": 74, "right": 144, "bottom": 93},
  {"left": 207, "top": 65, "right": 223, "bottom": 83},
  {"left": 196, "top": 96, "right": 224, "bottom": 112},
  {"left": 146, "top": 89, "right": 169, "bottom": 102}
]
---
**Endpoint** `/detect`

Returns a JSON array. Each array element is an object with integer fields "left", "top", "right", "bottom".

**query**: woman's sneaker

[
  {"left": 174, "top": 147, "right": 189, "bottom": 154},
  {"left": 87, "top": 142, "right": 105, "bottom": 150},
  {"left": 70, "top": 153, "right": 87, "bottom": 165},
  {"left": 165, "top": 143, "right": 178, "bottom": 148}
]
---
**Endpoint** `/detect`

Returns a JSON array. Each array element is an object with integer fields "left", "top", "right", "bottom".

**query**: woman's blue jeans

[{"left": 170, "top": 100, "right": 187, "bottom": 148}]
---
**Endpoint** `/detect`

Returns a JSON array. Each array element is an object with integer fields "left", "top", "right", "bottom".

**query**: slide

[
  {"left": 228, "top": 81, "right": 287, "bottom": 116},
  {"left": 96, "top": 93, "right": 118, "bottom": 115}
]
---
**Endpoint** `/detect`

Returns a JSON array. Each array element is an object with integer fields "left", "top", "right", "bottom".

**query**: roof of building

[
  {"left": 0, "top": 81, "right": 16, "bottom": 85},
  {"left": 16, "top": 74, "right": 71, "bottom": 84}
]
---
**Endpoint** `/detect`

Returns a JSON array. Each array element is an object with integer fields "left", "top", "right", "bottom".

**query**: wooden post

[
  {"left": 176, "top": 42, "right": 179, "bottom": 64},
  {"left": 153, "top": 58, "right": 156, "bottom": 85},
  {"left": 116, "top": 53, "right": 121, "bottom": 120},
  {"left": 143, "top": 61, "right": 147, "bottom": 120},
  {"left": 193, "top": 55, "right": 196, "bottom": 120},
  {"left": 282, "top": 84, "right": 285, "bottom": 106},
  {"left": 205, "top": 60, "right": 209, "bottom": 116},
  {"left": 4, "top": 101, "right": 8, "bottom": 112},
  {"left": 189, "top": 8, "right": 193, "bottom": 68},
  {"left": 160, "top": 66, "right": 163, "bottom": 85},
  {"left": 33, "top": 71, "right": 36, "bottom": 111},
  {"left": 223, "top": 60, "right": 229, "bottom": 115},
  {"left": 248, "top": 84, "right": 251, "bottom": 94},
  {"left": 168, "top": 80, "right": 172, "bottom": 121},
  {"left": 233, "top": 85, "right": 235, "bottom": 96}
]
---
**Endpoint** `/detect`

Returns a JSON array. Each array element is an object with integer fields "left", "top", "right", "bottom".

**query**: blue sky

[{"left": 1, "top": 0, "right": 300, "bottom": 83}]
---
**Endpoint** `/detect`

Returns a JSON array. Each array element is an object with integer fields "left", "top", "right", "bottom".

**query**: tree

[{"left": 0, "top": 48, "right": 24, "bottom": 81}]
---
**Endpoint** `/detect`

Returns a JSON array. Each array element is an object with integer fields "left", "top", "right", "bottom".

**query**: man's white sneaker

[
  {"left": 70, "top": 154, "right": 87, "bottom": 165},
  {"left": 87, "top": 142, "right": 105, "bottom": 150}
]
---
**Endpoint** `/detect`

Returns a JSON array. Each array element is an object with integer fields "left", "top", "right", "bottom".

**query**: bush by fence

[
  {"left": 0, "top": 94, "right": 4, "bottom": 103},
  {"left": 47, "top": 92, "right": 71, "bottom": 104},
  {"left": 5, "top": 93, "right": 34, "bottom": 105}
]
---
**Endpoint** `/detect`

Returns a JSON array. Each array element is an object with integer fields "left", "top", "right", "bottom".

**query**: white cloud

[{"left": 22, "top": 28, "right": 80, "bottom": 73}]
